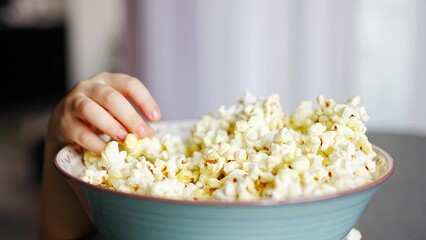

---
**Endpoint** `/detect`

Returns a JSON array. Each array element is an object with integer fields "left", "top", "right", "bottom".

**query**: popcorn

[
  {"left": 291, "top": 156, "right": 310, "bottom": 173},
  {"left": 344, "top": 228, "right": 362, "bottom": 240},
  {"left": 80, "top": 91, "right": 377, "bottom": 204},
  {"left": 80, "top": 168, "right": 108, "bottom": 186}
]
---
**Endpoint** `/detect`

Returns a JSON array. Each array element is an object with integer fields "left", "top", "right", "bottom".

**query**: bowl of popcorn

[{"left": 55, "top": 91, "right": 395, "bottom": 240}]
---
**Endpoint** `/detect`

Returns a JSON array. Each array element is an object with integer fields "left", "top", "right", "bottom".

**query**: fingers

[
  {"left": 56, "top": 72, "right": 162, "bottom": 154},
  {"left": 72, "top": 96, "right": 129, "bottom": 141},
  {"left": 66, "top": 119, "right": 107, "bottom": 154},
  {"left": 90, "top": 84, "right": 154, "bottom": 138},
  {"left": 104, "top": 73, "right": 161, "bottom": 122}
]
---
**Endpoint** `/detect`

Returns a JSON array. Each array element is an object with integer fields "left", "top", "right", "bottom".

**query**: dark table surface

[
  {"left": 356, "top": 132, "right": 426, "bottom": 239},
  {"left": 88, "top": 132, "right": 426, "bottom": 240}
]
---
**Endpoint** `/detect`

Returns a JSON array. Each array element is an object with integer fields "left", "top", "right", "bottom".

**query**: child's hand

[{"left": 49, "top": 72, "right": 161, "bottom": 154}]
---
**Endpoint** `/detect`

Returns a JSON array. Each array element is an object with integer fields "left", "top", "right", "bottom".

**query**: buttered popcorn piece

[{"left": 80, "top": 90, "right": 377, "bottom": 203}]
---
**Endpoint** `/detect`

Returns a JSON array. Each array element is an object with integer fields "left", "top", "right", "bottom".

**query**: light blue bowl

[{"left": 55, "top": 122, "right": 394, "bottom": 240}]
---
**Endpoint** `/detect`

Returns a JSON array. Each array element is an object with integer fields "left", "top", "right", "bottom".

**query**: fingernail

[
  {"left": 117, "top": 129, "right": 128, "bottom": 140},
  {"left": 151, "top": 109, "right": 161, "bottom": 121},
  {"left": 137, "top": 126, "right": 148, "bottom": 138}
]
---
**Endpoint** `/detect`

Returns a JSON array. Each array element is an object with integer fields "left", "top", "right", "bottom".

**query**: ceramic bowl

[{"left": 55, "top": 120, "right": 395, "bottom": 240}]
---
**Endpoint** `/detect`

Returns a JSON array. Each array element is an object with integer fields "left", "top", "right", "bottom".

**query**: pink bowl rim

[{"left": 55, "top": 144, "right": 395, "bottom": 206}]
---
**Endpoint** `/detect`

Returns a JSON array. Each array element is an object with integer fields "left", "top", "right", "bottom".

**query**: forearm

[{"left": 39, "top": 112, "right": 94, "bottom": 239}]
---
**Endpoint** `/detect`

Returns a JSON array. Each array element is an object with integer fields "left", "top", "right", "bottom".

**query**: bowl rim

[{"left": 55, "top": 143, "right": 395, "bottom": 206}]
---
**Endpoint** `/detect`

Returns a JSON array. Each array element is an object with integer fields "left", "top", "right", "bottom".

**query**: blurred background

[{"left": 0, "top": 0, "right": 425, "bottom": 238}]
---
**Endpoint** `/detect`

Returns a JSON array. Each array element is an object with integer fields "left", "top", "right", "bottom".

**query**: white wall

[
  {"left": 64, "top": 0, "right": 125, "bottom": 89},
  {"left": 137, "top": 0, "right": 299, "bottom": 120},
  {"left": 135, "top": 0, "right": 426, "bottom": 135},
  {"left": 135, "top": 1, "right": 359, "bottom": 120},
  {"left": 65, "top": 0, "right": 426, "bottom": 135},
  {"left": 356, "top": 0, "right": 424, "bottom": 134}
]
